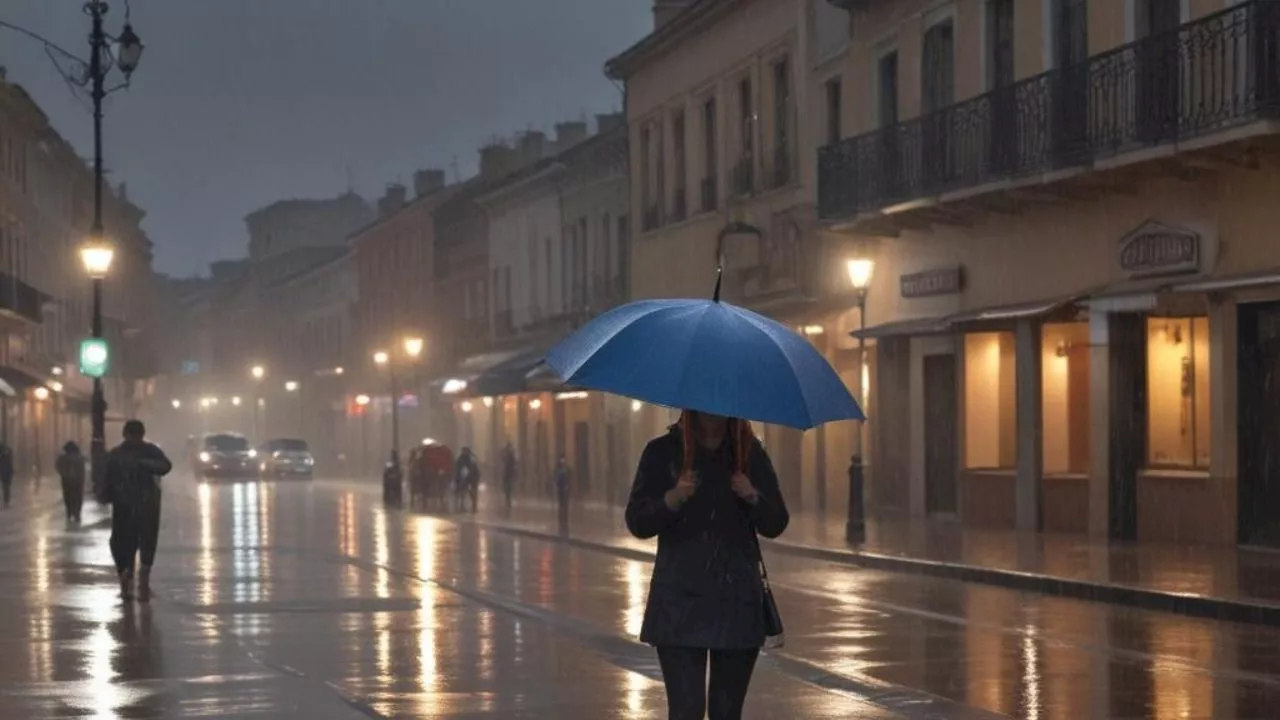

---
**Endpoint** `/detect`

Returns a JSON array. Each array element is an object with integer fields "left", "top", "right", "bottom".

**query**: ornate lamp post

[{"left": 845, "top": 257, "right": 875, "bottom": 543}]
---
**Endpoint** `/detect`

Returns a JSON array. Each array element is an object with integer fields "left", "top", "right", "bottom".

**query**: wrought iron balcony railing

[
  {"left": 818, "top": 0, "right": 1280, "bottom": 220},
  {"left": 0, "top": 273, "right": 43, "bottom": 324}
]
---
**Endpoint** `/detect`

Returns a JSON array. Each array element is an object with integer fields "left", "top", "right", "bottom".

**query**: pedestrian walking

[
  {"left": 625, "top": 411, "right": 789, "bottom": 720},
  {"left": 56, "top": 441, "right": 87, "bottom": 524},
  {"left": 382, "top": 450, "right": 403, "bottom": 507},
  {"left": 100, "top": 420, "right": 172, "bottom": 602},
  {"left": 0, "top": 443, "right": 12, "bottom": 508},
  {"left": 454, "top": 447, "right": 479, "bottom": 513},
  {"left": 500, "top": 442, "right": 517, "bottom": 510}
]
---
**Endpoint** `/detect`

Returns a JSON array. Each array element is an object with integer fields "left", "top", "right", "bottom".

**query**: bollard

[{"left": 845, "top": 454, "right": 865, "bottom": 544}]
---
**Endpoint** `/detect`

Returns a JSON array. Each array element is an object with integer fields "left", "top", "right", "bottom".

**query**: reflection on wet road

[{"left": 0, "top": 477, "right": 1278, "bottom": 718}]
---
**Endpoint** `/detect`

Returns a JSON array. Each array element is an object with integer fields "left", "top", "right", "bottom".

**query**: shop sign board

[
  {"left": 900, "top": 267, "right": 964, "bottom": 298},
  {"left": 1119, "top": 220, "right": 1200, "bottom": 278}
]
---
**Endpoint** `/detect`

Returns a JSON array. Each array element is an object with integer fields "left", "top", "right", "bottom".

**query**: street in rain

[{"left": 4, "top": 0, "right": 1280, "bottom": 718}]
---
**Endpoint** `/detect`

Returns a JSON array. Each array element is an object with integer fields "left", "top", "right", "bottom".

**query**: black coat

[{"left": 625, "top": 426, "right": 789, "bottom": 650}]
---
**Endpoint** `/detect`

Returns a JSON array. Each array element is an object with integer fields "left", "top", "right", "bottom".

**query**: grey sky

[{"left": 2, "top": 0, "right": 650, "bottom": 276}]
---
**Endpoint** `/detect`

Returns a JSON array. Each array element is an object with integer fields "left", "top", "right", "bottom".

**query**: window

[
  {"left": 824, "top": 77, "right": 842, "bottom": 146},
  {"left": 1147, "top": 317, "right": 1210, "bottom": 468},
  {"left": 922, "top": 19, "right": 955, "bottom": 113},
  {"left": 1055, "top": 0, "right": 1088, "bottom": 68},
  {"left": 988, "top": 0, "right": 1015, "bottom": 89},
  {"left": 672, "top": 109, "right": 687, "bottom": 220},
  {"left": 964, "top": 332, "right": 1017, "bottom": 469},
  {"left": 877, "top": 52, "right": 899, "bottom": 127},
  {"left": 702, "top": 97, "right": 718, "bottom": 211},
  {"left": 739, "top": 76, "right": 754, "bottom": 160},
  {"left": 771, "top": 56, "right": 792, "bottom": 187},
  {"left": 1041, "top": 323, "right": 1090, "bottom": 475}
]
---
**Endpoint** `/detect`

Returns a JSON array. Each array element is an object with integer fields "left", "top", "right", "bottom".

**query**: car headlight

[
  {"left": 247, "top": 448, "right": 258, "bottom": 458},
  {"left": 304, "top": 457, "right": 314, "bottom": 466},
  {"left": 198, "top": 451, "right": 211, "bottom": 463}
]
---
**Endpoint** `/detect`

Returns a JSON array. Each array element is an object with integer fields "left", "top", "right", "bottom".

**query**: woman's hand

[
  {"left": 664, "top": 471, "right": 698, "bottom": 510},
  {"left": 731, "top": 472, "right": 759, "bottom": 504}
]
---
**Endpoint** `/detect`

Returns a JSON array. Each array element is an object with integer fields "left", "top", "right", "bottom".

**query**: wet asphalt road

[{"left": 1, "top": 477, "right": 1280, "bottom": 719}]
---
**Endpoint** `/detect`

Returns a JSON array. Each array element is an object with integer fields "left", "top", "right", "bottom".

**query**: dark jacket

[
  {"left": 102, "top": 440, "right": 172, "bottom": 508},
  {"left": 625, "top": 426, "right": 789, "bottom": 649}
]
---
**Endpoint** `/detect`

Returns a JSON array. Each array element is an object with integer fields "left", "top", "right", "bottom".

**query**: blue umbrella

[{"left": 544, "top": 298, "right": 864, "bottom": 430}]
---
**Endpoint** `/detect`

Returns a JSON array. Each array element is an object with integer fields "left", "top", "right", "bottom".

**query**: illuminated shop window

[
  {"left": 1146, "top": 317, "right": 1211, "bottom": 469},
  {"left": 1041, "top": 323, "right": 1090, "bottom": 475},
  {"left": 964, "top": 332, "right": 1017, "bottom": 470}
]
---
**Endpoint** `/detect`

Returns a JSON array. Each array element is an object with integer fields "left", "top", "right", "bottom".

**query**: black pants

[
  {"left": 110, "top": 495, "right": 161, "bottom": 575},
  {"left": 656, "top": 646, "right": 759, "bottom": 720},
  {"left": 61, "top": 478, "right": 84, "bottom": 520}
]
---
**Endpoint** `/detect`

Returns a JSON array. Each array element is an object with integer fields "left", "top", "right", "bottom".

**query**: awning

[
  {"left": 430, "top": 347, "right": 533, "bottom": 395},
  {"left": 948, "top": 295, "right": 1080, "bottom": 325},
  {"left": 851, "top": 315, "right": 952, "bottom": 339},
  {"left": 0, "top": 366, "right": 44, "bottom": 394},
  {"left": 470, "top": 348, "right": 548, "bottom": 397},
  {"left": 1171, "top": 269, "right": 1280, "bottom": 293},
  {"left": 1080, "top": 276, "right": 1179, "bottom": 311}
]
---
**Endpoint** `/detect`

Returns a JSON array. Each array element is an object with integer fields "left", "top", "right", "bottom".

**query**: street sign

[{"left": 79, "top": 338, "right": 109, "bottom": 378}]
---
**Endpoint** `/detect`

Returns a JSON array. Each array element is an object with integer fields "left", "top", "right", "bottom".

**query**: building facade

[
  {"left": 606, "top": 0, "right": 867, "bottom": 517},
  {"left": 818, "top": 0, "right": 1280, "bottom": 545}
]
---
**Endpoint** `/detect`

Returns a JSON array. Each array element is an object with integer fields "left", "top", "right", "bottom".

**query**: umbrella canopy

[{"left": 545, "top": 298, "right": 864, "bottom": 430}]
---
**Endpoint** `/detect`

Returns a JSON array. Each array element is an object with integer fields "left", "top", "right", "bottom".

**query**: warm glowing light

[
  {"left": 335, "top": 366, "right": 345, "bottom": 375},
  {"left": 631, "top": 400, "right": 643, "bottom": 413},
  {"left": 47, "top": 381, "right": 63, "bottom": 393},
  {"left": 802, "top": 324, "right": 825, "bottom": 336},
  {"left": 50, "top": 366, "right": 63, "bottom": 376},
  {"left": 355, "top": 394, "right": 371, "bottom": 406},
  {"left": 200, "top": 398, "right": 211, "bottom": 409},
  {"left": 373, "top": 350, "right": 390, "bottom": 365},
  {"left": 171, "top": 398, "right": 181, "bottom": 409},
  {"left": 251, "top": 365, "right": 266, "bottom": 380},
  {"left": 460, "top": 401, "right": 473, "bottom": 413},
  {"left": 529, "top": 398, "right": 543, "bottom": 410},
  {"left": 555, "top": 391, "right": 589, "bottom": 401},
  {"left": 232, "top": 396, "right": 242, "bottom": 406},
  {"left": 284, "top": 381, "right": 299, "bottom": 392},
  {"left": 441, "top": 378, "right": 467, "bottom": 395},
  {"left": 847, "top": 257, "right": 875, "bottom": 290},
  {"left": 482, "top": 396, "right": 494, "bottom": 408},
  {"left": 33, "top": 387, "right": 49, "bottom": 401},
  {"left": 79, "top": 239, "right": 115, "bottom": 278},
  {"left": 403, "top": 336, "right": 425, "bottom": 358}
]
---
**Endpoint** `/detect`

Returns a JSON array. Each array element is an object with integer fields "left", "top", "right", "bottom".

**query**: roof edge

[{"left": 604, "top": 0, "right": 740, "bottom": 80}]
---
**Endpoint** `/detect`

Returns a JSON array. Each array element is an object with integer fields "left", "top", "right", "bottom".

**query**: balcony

[
  {"left": 818, "top": 1, "right": 1280, "bottom": 225},
  {"left": 0, "top": 274, "right": 44, "bottom": 324},
  {"left": 672, "top": 187, "right": 688, "bottom": 222},
  {"left": 700, "top": 176, "right": 717, "bottom": 212},
  {"left": 642, "top": 202, "right": 661, "bottom": 232}
]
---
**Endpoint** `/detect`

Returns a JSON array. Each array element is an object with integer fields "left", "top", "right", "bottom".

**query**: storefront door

[
  {"left": 923, "top": 353, "right": 959, "bottom": 515},
  {"left": 1238, "top": 302, "right": 1280, "bottom": 547}
]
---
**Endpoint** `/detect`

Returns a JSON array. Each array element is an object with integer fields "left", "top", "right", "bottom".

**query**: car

[
  {"left": 258, "top": 438, "right": 315, "bottom": 479},
  {"left": 193, "top": 432, "right": 258, "bottom": 479}
]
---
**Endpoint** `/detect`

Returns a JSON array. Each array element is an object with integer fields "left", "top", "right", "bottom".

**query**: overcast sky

[{"left": 2, "top": 0, "right": 650, "bottom": 276}]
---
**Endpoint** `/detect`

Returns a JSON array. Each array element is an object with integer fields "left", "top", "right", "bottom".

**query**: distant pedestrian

[
  {"left": 0, "top": 443, "right": 12, "bottom": 507},
  {"left": 454, "top": 447, "right": 479, "bottom": 513},
  {"left": 500, "top": 442, "right": 517, "bottom": 509},
  {"left": 382, "top": 450, "right": 402, "bottom": 506},
  {"left": 101, "top": 420, "right": 172, "bottom": 602},
  {"left": 56, "top": 441, "right": 87, "bottom": 524},
  {"left": 625, "top": 411, "right": 789, "bottom": 720}
]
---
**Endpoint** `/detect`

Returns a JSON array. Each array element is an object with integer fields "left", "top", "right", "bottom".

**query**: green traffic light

[{"left": 79, "top": 338, "right": 109, "bottom": 378}]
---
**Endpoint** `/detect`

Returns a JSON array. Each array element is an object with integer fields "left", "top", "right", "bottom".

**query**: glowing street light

[
  {"left": 33, "top": 387, "right": 50, "bottom": 401},
  {"left": 355, "top": 394, "right": 371, "bottom": 406},
  {"left": 171, "top": 398, "right": 181, "bottom": 409},
  {"left": 284, "top": 381, "right": 299, "bottom": 392},
  {"left": 251, "top": 364, "right": 266, "bottom": 380},
  {"left": 373, "top": 350, "right": 389, "bottom": 366},
  {"left": 79, "top": 239, "right": 115, "bottom": 280},
  {"left": 231, "top": 396, "right": 242, "bottom": 406},
  {"left": 403, "top": 336, "right": 424, "bottom": 358}
]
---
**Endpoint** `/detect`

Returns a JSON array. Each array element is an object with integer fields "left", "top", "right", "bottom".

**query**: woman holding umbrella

[{"left": 626, "top": 411, "right": 787, "bottom": 719}]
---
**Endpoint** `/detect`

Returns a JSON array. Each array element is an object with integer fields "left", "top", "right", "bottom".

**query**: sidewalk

[{"left": 453, "top": 492, "right": 1280, "bottom": 626}]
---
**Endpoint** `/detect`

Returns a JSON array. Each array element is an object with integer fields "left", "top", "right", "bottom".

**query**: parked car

[
  {"left": 193, "top": 432, "right": 257, "bottom": 479},
  {"left": 258, "top": 438, "right": 315, "bottom": 479}
]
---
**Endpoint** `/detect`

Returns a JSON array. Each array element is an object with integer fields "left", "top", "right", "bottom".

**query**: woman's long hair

[{"left": 678, "top": 411, "right": 755, "bottom": 474}]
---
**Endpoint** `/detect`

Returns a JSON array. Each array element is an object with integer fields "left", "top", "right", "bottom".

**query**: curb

[{"left": 454, "top": 514, "right": 1280, "bottom": 628}]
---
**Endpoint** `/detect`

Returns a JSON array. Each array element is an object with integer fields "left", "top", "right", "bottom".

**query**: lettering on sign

[
  {"left": 900, "top": 267, "right": 963, "bottom": 298},
  {"left": 1118, "top": 220, "right": 1201, "bottom": 278}
]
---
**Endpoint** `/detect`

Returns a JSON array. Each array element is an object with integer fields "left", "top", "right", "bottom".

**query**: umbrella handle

[
  {"left": 713, "top": 264, "right": 723, "bottom": 303},
  {"left": 712, "top": 221, "right": 762, "bottom": 303}
]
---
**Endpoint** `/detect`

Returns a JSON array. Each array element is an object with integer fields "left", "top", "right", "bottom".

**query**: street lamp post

[
  {"left": 845, "top": 257, "right": 875, "bottom": 543},
  {"left": 250, "top": 365, "right": 265, "bottom": 440},
  {"left": 355, "top": 394, "right": 371, "bottom": 473},
  {"left": 373, "top": 336, "right": 424, "bottom": 461},
  {"left": 284, "top": 381, "right": 301, "bottom": 438}
]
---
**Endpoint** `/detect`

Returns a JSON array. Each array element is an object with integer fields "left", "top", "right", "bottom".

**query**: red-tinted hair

[{"left": 678, "top": 411, "right": 755, "bottom": 474}]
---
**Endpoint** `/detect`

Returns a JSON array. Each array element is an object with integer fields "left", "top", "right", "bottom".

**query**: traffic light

[{"left": 79, "top": 338, "right": 109, "bottom": 378}]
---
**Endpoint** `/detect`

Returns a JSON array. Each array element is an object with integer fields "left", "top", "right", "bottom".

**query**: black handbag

[{"left": 754, "top": 535, "right": 785, "bottom": 649}]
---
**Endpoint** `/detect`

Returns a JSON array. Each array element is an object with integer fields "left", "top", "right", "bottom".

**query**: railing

[
  {"left": 700, "top": 176, "right": 717, "bottom": 212},
  {"left": 672, "top": 187, "right": 688, "bottom": 222},
  {"left": 642, "top": 202, "right": 661, "bottom": 232},
  {"left": 731, "top": 155, "right": 754, "bottom": 197},
  {"left": 818, "top": 1, "right": 1280, "bottom": 219},
  {"left": 0, "top": 273, "right": 43, "bottom": 324},
  {"left": 771, "top": 143, "right": 792, "bottom": 189}
]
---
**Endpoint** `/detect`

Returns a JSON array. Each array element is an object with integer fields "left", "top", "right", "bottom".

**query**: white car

[{"left": 258, "top": 438, "right": 315, "bottom": 479}]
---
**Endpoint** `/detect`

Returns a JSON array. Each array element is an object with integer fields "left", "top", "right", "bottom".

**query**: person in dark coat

[
  {"left": 102, "top": 420, "right": 172, "bottom": 602},
  {"left": 625, "top": 410, "right": 789, "bottom": 720},
  {"left": 454, "top": 447, "right": 480, "bottom": 513},
  {"left": 56, "top": 441, "right": 87, "bottom": 523},
  {"left": 0, "top": 443, "right": 12, "bottom": 508},
  {"left": 383, "top": 450, "right": 403, "bottom": 507}
]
